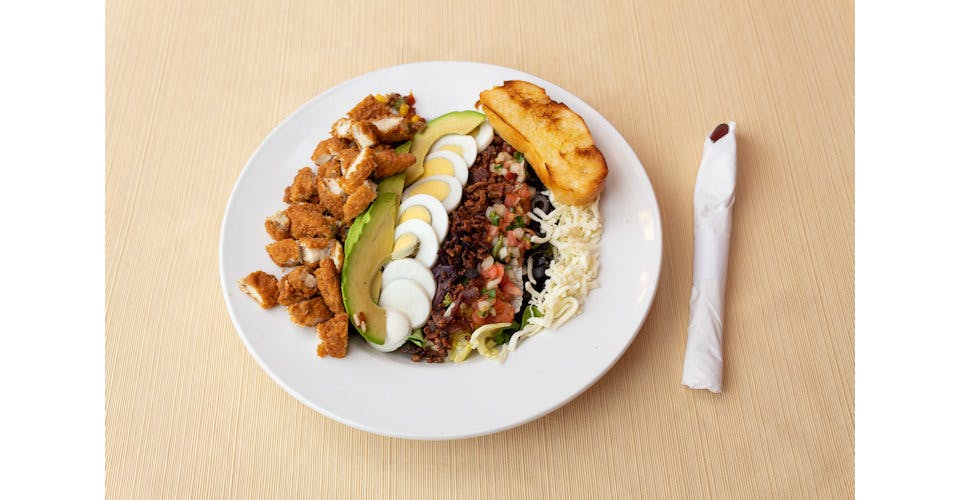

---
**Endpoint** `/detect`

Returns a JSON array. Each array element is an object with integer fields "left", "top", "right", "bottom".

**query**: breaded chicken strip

[
  {"left": 286, "top": 203, "right": 337, "bottom": 238},
  {"left": 265, "top": 238, "right": 301, "bottom": 267},
  {"left": 298, "top": 237, "right": 344, "bottom": 269},
  {"left": 331, "top": 118, "right": 379, "bottom": 148},
  {"left": 314, "top": 258, "right": 344, "bottom": 313},
  {"left": 342, "top": 180, "right": 377, "bottom": 222},
  {"left": 339, "top": 147, "right": 376, "bottom": 193},
  {"left": 373, "top": 147, "right": 416, "bottom": 178},
  {"left": 311, "top": 137, "right": 352, "bottom": 166},
  {"left": 277, "top": 265, "right": 319, "bottom": 306},
  {"left": 316, "top": 313, "right": 349, "bottom": 358},
  {"left": 264, "top": 210, "right": 291, "bottom": 240},
  {"left": 238, "top": 271, "right": 279, "bottom": 308},
  {"left": 370, "top": 115, "right": 414, "bottom": 143},
  {"left": 347, "top": 95, "right": 393, "bottom": 120},
  {"left": 317, "top": 159, "right": 343, "bottom": 178},
  {"left": 287, "top": 297, "right": 333, "bottom": 327},
  {"left": 283, "top": 166, "right": 318, "bottom": 204},
  {"left": 316, "top": 176, "right": 346, "bottom": 219}
]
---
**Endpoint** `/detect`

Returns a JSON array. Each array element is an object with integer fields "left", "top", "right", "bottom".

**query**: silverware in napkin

[{"left": 682, "top": 122, "right": 737, "bottom": 393}]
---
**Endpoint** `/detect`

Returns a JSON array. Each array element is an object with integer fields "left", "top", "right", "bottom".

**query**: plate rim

[{"left": 218, "top": 60, "right": 663, "bottom": 440}]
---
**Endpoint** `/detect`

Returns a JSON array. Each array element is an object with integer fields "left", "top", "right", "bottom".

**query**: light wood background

[{"left": 106, "top": 0, "right": 854, "bottom": 497}]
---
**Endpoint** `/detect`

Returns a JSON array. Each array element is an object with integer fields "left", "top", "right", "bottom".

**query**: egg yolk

[
  {"left": 440, "top": 144, "right": 463, "bottom": 156},
  {"left": 400, "top": 205, "right": 432, "bottom": 225},
  {"left": 405, "top": 180, "right": 450, "bottom": 202},
  {"left": 391, "top": 233, "right": 419, "bottom": 260},
  {"left": 422, "top": 157, "right": 455, "bottom": 178}
]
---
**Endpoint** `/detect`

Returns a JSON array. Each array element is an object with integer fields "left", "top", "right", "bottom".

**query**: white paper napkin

[{"left": 682, "top": 122, "right": 737, "bottom": 393}]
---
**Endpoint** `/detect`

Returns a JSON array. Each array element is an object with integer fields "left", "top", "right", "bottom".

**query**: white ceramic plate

[{"left": 220, "top": 61, "right": 662, "bottom": 439}]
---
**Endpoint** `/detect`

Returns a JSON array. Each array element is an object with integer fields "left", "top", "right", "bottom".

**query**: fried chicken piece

[
  {"left": 286, "top": 203, "right": 337, "bottom": 238},
  {"left": 373, "top": 147, "right": 416, "bottom": 179},
  {"left": 316, "top": 313, "right": 349, "bottom": 358},
  {"left": 347, "top": 95, "right": 393, "bottom": 121},
  {"left": 314, "top": 258, "right": 344, "bottom": 313},
  {"left": 370, "top": 115, "right": 414, "bottom": 143},
  {"left": 331, "top": 118, "right": 379, "bottom": 148},
  {"left": 277, "top": 265, "right": 319, "bottom": 306},
  {"left": 342, "top": 180, "right": 377, "bottom": 222},
  {"left": 264, "top": 210, "right": 291, "bottom": 240},
  {"left": 298, "top": 237, "right": 344, "bottom": 269},
  {"left": 265, "top": 238, "right": 301, "bottom": 267},
  {"left": 351, "top": 121, "right": 379, "bottom": 148},
  {"left": 282, "top": 167, "right": 318, "bottom": 204},
  {"left": 287, "top": 297, "right": 333, "bottom": 327},
  {"left": 340, "top": 147, "right": 376, "bottom": 193},
  {"left": 331, "top": 117, "right": 352, "bottom": 138},
  {"left": 316, "top": 176, "right": 346, "bottom": 219},
  {"left": 238, "top": 271, "right": 279, "bottom": 308},
  {"left": 317, "top": 159, "right": 343, "bottom": 178},
  {"left": 311, "top": 137, "right": 353, "bottom": 166}
]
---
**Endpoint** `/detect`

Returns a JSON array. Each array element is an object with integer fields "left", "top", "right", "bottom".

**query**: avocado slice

[
  {"left": 341, "top": 192, "right": 399, "bottom": 344},
  {"left": 404, "top": 110, "right": 486, "bottom": 185},
  {"left": 376, "top": 172, "right": 405, "bottom": 199}
]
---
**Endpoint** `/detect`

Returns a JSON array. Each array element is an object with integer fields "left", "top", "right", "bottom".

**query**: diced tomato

[
  {"left": 487, "top": 225, "right": 500, "bottom": 240},
  {"left": 516, "top": 185, "right": 531, "bottom": 201},
  {"left": 405, "top": 94, "right": 416, "bottom": 105},
  {"left": 506, "top": 230, "right": 519, "bottom": 247},
  {"left": 481, "top": 262, "right": 504, "bottom": 280},
  {"left": 471, "top": 310, "right": 486, "bottom": 327},
  {"left": 500, "top": 277, "right": 522, "bottom": 297},
  {"left": 504, "top": 172, "right": 516, "bottom": 182},
  {"left": 500, "top": 211, "right": 516, "bottom": 230},
  {"left": 515, "top": 186, "right": 532, "bottom": 212},
  {"left": 491, "top": 301, "right": 515, "bottom": 323},
  {"left": 504, "top": 193, "right": 519, "bottom": 208}
]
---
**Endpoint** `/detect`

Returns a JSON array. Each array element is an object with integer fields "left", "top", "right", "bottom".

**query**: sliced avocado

[
  {"left": 370, "top": 270, "right": 383, "bottom": 304},
  {"left": 404, "top": 110, "right": 486, "bottom": 185},
  {"left": 376, "top": 172, "right": 405, "bottom": 199},
  {"left": 341, "top": 193, "right": 398, "bottom": 344}
]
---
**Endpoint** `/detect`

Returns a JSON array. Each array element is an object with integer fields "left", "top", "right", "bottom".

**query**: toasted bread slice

[{"left": 479, "top": 80, "right": 607, "bottom": 205}]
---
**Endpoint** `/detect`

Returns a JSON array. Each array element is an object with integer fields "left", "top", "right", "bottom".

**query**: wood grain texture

[{"left": 106, "top": 0, "right": 854, "bottom": 497}]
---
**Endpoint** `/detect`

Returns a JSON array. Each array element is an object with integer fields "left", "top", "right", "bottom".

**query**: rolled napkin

[{"left": 682, "top": 122, "right": 737, "bottom": 393}]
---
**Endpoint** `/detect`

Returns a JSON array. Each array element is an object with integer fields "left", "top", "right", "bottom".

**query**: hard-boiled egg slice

[
  {"left": 429, "top": 134, "right": 477, "bottom": 167},
  {"left": 390, "top": 233, "right": 418, "bottom": 260},
  {"left": 471, "top": 121, "right": 494, "bottom": 152},
  {"left": 402, "top": 175, "right": 462, "bottom": 212},
  {"left": 378, "top": 278, "right": 432, "bottom": 328},
  {"left": 382, "top": 258, "right": 437, "bottom": 299},
  {"left": 398, "top": 194, "right": 448, "bottom": 241},
  {"left": 392, "top": 219, "right": 439, "bottom": 268},
  {"left": 367, "top": 307, "right": 412, "bottom": 352},
  {"left": 422, "top": 150, "right": 469, "bottom": 186}
]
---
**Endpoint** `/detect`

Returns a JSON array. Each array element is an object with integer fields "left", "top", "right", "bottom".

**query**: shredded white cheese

[{"left": 499, "top": 191, "right": 603, "bottom": 361}]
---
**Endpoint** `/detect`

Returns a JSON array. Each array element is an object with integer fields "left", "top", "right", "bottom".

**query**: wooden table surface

[{"left": 106, "top": 0, "right": 854, "bottom": 497}]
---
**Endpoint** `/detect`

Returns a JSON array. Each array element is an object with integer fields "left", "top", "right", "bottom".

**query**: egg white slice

[
  {"left": 423, "top": 150, "right": 469, "bottom": 186},
  {"left": 378, "top": 278, "right": 432, "bottom": 328},
  {"left": 471, "top": 121, "right": 494, "bottom": 152},
  {"left": 429, "top": 134, "right": 477, "bottom": 167},
  {"left": 393, "top": 218, "right": 439, "bottom": 268},
  {"left": 367, "top": 307, "right": 412, "bottom": 352},
  {"left": 398, "top": 194, "right": 449, "bottom": 240},
  {"left": 402, "top": 175, "right": 462, "bottom": 212},
  {"left": 382, "top": 258, "right": 437, "bottom": 299}
]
